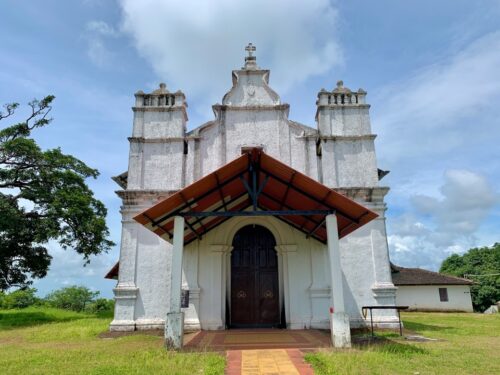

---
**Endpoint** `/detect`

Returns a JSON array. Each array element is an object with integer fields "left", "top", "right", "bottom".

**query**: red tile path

[{"left": 226, "top": 348, "right": 314, "bottom": 375}]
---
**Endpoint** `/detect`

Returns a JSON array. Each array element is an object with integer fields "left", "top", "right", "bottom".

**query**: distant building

[{"left": 392, "top": 264, "right": 474, "bottom": 312}]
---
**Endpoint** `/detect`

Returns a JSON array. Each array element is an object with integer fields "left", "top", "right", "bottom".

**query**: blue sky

[{"left": 1, "top": 0, "right": 499, "bottom": 298}]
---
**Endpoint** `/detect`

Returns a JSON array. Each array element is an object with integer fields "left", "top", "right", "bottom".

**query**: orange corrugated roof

[{"left": 134, "top": 148, "right": 378, "bottom": 245}]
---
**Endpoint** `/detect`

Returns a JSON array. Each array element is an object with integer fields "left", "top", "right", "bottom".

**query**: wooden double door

[{"left": 230, "top": 225, "right": 280, "bottom": 328}]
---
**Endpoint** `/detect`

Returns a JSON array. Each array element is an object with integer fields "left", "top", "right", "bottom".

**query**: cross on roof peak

[{"left": 245, "top": 43, "right": 256, "bottom": 57}]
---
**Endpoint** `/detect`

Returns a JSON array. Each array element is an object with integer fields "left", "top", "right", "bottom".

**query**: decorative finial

[
  {"left": 245, "top": 43, "right": 256, "bottom": 58},
  {"left": 243, "top": 43, "right": 258, "bottom": 70}
]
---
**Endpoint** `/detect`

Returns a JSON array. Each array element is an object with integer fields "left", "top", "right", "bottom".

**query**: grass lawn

[
  {"left": 0, "top": 307, "right": 224, "bottom": 374},
  {"left": 306, "top": 312, "right": 500, "bottom": 375},
  {"left": 0, "top": 309, "right": 498, "bottom": 374}
]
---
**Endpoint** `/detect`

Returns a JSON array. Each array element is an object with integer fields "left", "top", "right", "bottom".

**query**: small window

[{"left": 439, "top": 288, "right": 448, "bottom": 302}]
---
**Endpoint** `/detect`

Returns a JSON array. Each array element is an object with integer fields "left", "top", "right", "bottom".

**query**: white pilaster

[
  {"left": 208, "top": 244, "right": 232, "bottom": 330},
  {"left": 110, "top": 210, "right": 139, "bottom": 332},
  {"left": 165, "top": 216, "right": 185, "bottom": 349},
  {"left": 275, "top": 244, "right": 296, "bottom": 329},
  {"left": 326, "top": 214, "right": 351, "bottom": 348}
]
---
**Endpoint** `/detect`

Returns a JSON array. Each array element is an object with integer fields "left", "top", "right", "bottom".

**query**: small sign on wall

[{"left": 181, "top": 289, "right": 190, "bottom": 308}]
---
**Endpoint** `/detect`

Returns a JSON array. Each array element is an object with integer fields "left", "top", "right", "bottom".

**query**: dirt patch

[
  {"left": 98, "top": 329, "right": 164, "bottom": 339},
  {"left": 97, "top": 329, "right": 199, "bottom": 346},
  {"left": 0, "top": 336, "right": 25, "bottom": 345}
]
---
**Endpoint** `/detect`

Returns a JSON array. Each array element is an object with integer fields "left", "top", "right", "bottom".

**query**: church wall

[
  {"left": 140, "top": 110, "right": 185, "bottom": 138},
  {"left": 289, "top": 131, "right": 312, "bottom": 177},
  {"left": 195, "top": 109, "right": 313, "bottom": 178},
  {"left": 223, "top": 110, "right": 284, "bottom": 161},
  {"left": 339, "top": 222, "right": 385, "bottom": 325},
  {"left": 173, "top": 215, "right": 398, "bottom": 331},
  {"left": 334, "top": 140, "right": 379, "bottom": 187},
  {"left": 111, "top": 202, "right": 172, "bottom": 332},
  {"left": 126, "top": 141, "right": 143, "bottom": 190},
  {"left": 226, "top": 111, "right": 288, "bottom": 164},
  {"left": 142, "top": 141, "right": 184, "bottom": 190},
  {"left": 319, "top": 141, "right": 337, "bottom": 187},
  {"left": 184, "top": 138, "right": 199, "bottom": 186},
  {"left": 133, "top": 226, "right": 171, "bottom": 330},
  {"left": 198, "top": 124, "right": 225, "bottom": 177},
  {"left": 324, "top": 106, "right": 372, "bottom": 136},
  {"left": 319, "top": 137, "right": 379, "bottom": 188},
  {"left": 112, "top": 206, "right": 397, "bottom": 331}
]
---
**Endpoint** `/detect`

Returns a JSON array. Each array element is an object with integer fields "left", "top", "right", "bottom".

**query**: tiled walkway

[
  {"left": 184, "top": 329, "right": 327, "bottom": 374},
  {"left": 184, "top": 329, "right": 331, "bottom": 351},
  {"left": 226, "top": 349, "right": 314, "bottom": 375}
]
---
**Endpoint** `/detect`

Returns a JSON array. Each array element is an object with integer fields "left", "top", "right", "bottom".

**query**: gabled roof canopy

[{"left": 134, "top": 148, "right": 378, "bottom": 245}]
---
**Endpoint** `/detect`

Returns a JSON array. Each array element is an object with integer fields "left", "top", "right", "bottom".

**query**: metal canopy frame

[
  {"left": 135, "top": 148, "right": 379, "bottom": 246},
  {"left": 146, "top": 154, "right": 336, "bottom": 244}
]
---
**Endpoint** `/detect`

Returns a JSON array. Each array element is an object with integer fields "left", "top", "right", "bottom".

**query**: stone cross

[{"left": 245, "top": 43, "right": 256, "bottom": 57}]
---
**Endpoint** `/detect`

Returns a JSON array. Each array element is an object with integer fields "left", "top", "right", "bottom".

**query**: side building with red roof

[{"left": 392, "top": 264, "right": 474, "bottom": 312}]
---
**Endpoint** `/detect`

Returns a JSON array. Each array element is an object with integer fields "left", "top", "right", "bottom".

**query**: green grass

[
  {"left": 306, "top": 312, "right": 500, "bottom": 375},
  {"left": 0, "top": 307, "right": 225, "bottom": 375},
  {"left": 1, "top": 309, "right": 498, "bottom": 374}
]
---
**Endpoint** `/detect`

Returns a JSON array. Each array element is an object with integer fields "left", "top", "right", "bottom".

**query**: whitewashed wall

[
  {"left": 396, "top": 285, "right": 473, "bottom": 312},
  {"left": 121, "top": 213, "right": 399, "bottom": 331},
  {"left": 111, "top": 60, "right": 399, "bottom": 331}
]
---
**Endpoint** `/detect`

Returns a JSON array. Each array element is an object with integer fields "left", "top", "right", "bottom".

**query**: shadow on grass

[
  {"left": 0, "top": 311, "right": 88, "bottom": 330},
  {"left": 353, "top": 335, "right": 429, "bottom": 357},
  {"left": 403, "top": 321, "right": 452, "bottom": 333}
]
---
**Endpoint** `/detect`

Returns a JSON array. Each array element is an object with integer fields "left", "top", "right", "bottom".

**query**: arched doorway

[{"left": 229, "top": 224, "right": 280, "bottom": 328}]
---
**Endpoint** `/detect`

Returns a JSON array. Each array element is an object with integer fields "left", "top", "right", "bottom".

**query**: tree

[
  {"left": 0, "top": 288, "right": 39, "bottom": 309},
  {"left": 45, "top": 285, "right": 99, "bottom": 312},
  {"left": 440, "top": 243, "right": 500, "bottom": 312},
  {"left": 0, "top": 96, "right": 114, "bottom": 290}
]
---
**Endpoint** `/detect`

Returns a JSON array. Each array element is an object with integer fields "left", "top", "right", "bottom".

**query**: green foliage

[
  {"left": 45, "top": 286, "right": 99, "bottom": 312},
  {"left": 440, "top": 243, "right": 500, "bottom": 312},
  {"left": 85, "top": 298, "right": 114, "bottom": 314},
  {"left": 0, "top": 96, "right": 114, "bottom": 290},
  {"left": 0, "top": 288, "right": 39, "bottom": 309}
]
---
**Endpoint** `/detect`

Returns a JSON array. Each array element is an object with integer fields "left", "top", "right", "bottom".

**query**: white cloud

[
  {"left": 84, "top": 20, "right": 119, "bottom": 67},
  {"left": 87, "top": 20, "right": 119, "bottom": 37},
  {"left": 86, "top": 38, "right": 111, "bottom": 67},
  {"left": 389, "top": 169, "right": 498, "bottom": 270},
  {"left": 375, "top": 30, "right": 500, "bottom": 161},
  {"left": 118, "top": 0, "right": 343, "bottom": 114},
  {"left": 412, "top": 170, "right": 497, "bottom": 234}
]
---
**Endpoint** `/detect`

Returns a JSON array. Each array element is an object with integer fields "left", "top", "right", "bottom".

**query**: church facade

[{"left": 108, "top": 46, "right": 398, "bottom": 342}]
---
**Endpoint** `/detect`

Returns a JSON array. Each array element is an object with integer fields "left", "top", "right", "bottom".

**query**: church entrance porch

[
  {"left": 133, "top": 148, "right": 380, "bottom": 349},
  {"left": 230, "top": 225, "right": 280, "bottom": 328}
]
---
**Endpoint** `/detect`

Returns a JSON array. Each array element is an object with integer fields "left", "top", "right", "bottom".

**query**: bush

[
  {"left": 45, "top": 286, "right": 99, "bottom": 312},
  {"left": 1, "top": 288, "right": 39, "bottom": 309},
  {"left": 85, "top": 298, "right": 114, "bottom": 314}
]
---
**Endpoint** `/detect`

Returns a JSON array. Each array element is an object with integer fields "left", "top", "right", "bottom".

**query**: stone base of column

[
  {"left": 330, "top": 312, "right": 352, "bottom": 348},
  {"left": 165, "top": 312, "right": 184, "bottom": 349},
  {"left": 109, "top": 320, "right": 135, "bottom": 332}
]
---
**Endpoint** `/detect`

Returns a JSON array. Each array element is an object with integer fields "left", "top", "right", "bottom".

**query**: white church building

[{"left": 106, "top": 45, "right": 399, "bottom": 348}]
